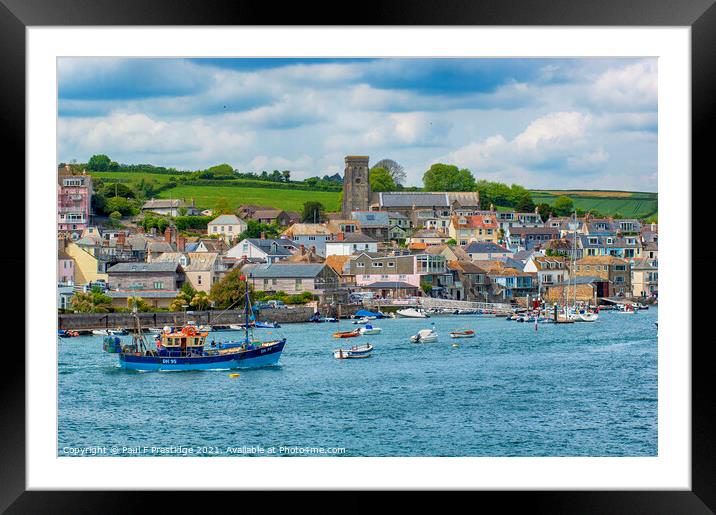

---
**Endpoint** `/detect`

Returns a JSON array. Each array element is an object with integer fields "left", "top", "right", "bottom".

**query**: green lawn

[{"left": 156, "top": 185, "right": 341, "bottom": 213}]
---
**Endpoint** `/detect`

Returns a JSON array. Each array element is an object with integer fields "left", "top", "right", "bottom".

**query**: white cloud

[{"left": 589, "top": 60, "right": 657, "bottom": 110}]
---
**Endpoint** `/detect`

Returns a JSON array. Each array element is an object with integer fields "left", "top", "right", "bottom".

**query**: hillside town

[{"left": 58, "top": 155, "right": 658, "bottom": 313}]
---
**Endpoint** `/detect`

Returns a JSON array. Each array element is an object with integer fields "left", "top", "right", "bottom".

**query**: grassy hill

[
  {"left": 88, "top": 170, "right": 656, "bottom": 219},
  {"left": 530, "top": 190, "right": 658, "bottom": 220}
]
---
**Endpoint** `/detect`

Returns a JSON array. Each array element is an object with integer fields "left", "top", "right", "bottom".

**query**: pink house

[
  {"left": 58, "top": 246, "right": 75, "bottom": 284},
  {"left": 58, "top": 165, "right": 93, "bottom": 235}
]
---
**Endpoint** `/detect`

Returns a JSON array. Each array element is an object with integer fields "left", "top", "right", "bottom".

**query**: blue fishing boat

[{"left": 108, "top": 275, "right": 286, "bottom": 371}]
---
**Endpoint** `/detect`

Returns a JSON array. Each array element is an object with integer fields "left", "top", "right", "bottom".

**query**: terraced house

[
  {"left": 241, "top": 263, "right": 340, "bottom": 295},
  {"left": 573, "top": 255, "right": 631, "bottom": 297},
  {"left": 448, "top": 213, "right": 499, "bottom": 245}
]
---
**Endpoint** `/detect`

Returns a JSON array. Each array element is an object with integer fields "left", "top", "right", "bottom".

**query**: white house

[
  {"left": 227, "top": 238, "right": 298, "bottom": 263},
  {"left": 325, "top": 232, "right": 378, "bottom": 256},
  {"left": 207, "top": 214, "right": 247, "bottom": 244}
]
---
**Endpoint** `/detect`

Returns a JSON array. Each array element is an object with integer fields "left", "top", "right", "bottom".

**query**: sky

[{"left": 57, "top": 57, "right": 657, "bottom": 191}]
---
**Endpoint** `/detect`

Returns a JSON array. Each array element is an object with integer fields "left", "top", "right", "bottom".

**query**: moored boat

[
  {"left": 108, "top": 275, "right": 286, "bottom": 371},
  {"left": 333, "top": 343, "right": 373, "bottom": 359},
  {"left": 396, "top": 308, "right": 429, "bottom": 318},
  {"left": 410, "top": 327, "right": 438, "bottom": 343},
  {"left": 359, "top": 323, "right": 382, "bottom": 335},
  {"left": 333, "top": 329, "right": 361, "bottom": 338},
  {"left": 449, "top": 330, "right": 475, "bottom": 338}
]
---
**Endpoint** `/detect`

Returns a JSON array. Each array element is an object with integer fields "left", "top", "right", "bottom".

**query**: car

[{"left": 267, "top": 300, "right": 287, "bottom": 309}]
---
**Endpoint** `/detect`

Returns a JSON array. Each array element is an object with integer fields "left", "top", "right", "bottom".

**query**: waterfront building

[
  {"left": 106, "top": 262, "right": 186, "bottom": 292},
  {"left": 574, "top": 255, "right": 631, "bottom": 297},
  {"left": 630, "top": 257, "right": 658, "bottom": 299},
  {"left": 57, "top": 165, "right": 93, "bottom": 237},
  {"left": 58, "top": 243, "right": 75, "bottom": 285},
  {"left": 523, "top": 255, "right": 570, "bottom": 294},
  {"left": 446, "top": 260, "right": 488, "bottom": 301},
  {"left": 241, "top": 263, "right": 340, "bottom": 295},
  {"left": 350, "top": 252, "right": 421, "bottom": 290}
]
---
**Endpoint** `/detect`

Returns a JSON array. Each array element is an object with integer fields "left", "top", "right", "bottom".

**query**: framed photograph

[{"left": 4, "top": 0, "right": 711, "bottom": 511}]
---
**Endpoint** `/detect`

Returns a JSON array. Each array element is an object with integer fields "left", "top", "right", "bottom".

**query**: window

[
  {"left": 295, "top": 278, "right": 303, "bottom": 290},
  {"left": 373, "top": 262, "right": 384, "bottom": 268},
  {"left": 263, "top": 279, "right": 269, "bottom": 288},
  {"left": 272, "top": 279, "right": 278, "bottom": 285},
  {"left": 387, "top": 262, "right": 395, "bottom": 267},
  {"left": 228, "top": 226, "right": 233, "bottom": 232},
  {"left": 197, "top": 275, "right": 202, "bottom": 285},
  {"left": 154, "top": 281, "right": 164, "bottom": 289},
  {"left": 213, "top": 226, "right": 218, "bottom": 233},
  {"left": 356, "top": 262, "right": 365, "bottom": 268}
]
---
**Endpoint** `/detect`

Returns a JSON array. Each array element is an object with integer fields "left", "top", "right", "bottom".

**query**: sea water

[{"left": 58, "top": 308, "right": 657, "bottom": 457}]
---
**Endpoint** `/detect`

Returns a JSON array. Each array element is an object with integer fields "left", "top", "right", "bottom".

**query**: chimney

[
  {"left": 177, "top": 236, "right": 186, "bottom": 252},
  {"left": 310, "top": 245, "right": 316, "bottom": 255},
  {"left": 164, "top": 227, "right": 172, "bottom": 243},
  {"left": 337, "top": 232, "right": 344, "bottom": 241},
  {"left": 260, "top": 231, "right": 265, "bottom": 240},
  {"left": 117, "top": 232, "right": 126, "bottom": 246},
  {"left": 300, "top": 244, "right": 305, "bottom": 255}
]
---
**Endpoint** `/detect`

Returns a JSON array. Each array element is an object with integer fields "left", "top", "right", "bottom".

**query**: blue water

[{"left": 58, "top": 308, "right": 658, "bottom": 457}]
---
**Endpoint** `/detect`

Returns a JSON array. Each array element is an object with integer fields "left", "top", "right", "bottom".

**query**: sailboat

[{"left": 109, "top": 275, "right": 286, "bottom": 371}]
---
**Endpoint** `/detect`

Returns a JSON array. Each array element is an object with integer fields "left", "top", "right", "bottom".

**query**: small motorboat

[
  {"left": 352, "top": 317, "right": 373, "bottom": 325},
  {"left": 92, "top": 329, "right": 110, "bottom": 336},
  {"left": 147, "top": 327, "right": 164, "bottom": 334},
  {"left": 576, "top": 312, "right": 599, "bottom": 322},
  {"left": 449, "top": 330, "right": 475, "bottom": 338},
  {"left": 198, "top": 324, "right": 213, "bottom": 332},
  {"left": 58, "top": 329, "right": 79, "bottom": 337},
  {"left": 617, "top": 304, "right": 637, "bottom": 314},
  {"left": 333, "top": 343, "right": 373, "bottom": 359},
  {"left": 410, "top": 328, "right": 438, "bottom": 343},
  {"left": 333, "top": 329, "right": 361, "bottom": 338},
  {"left": 109, "top": 328, "right": 128, "bottom": 336},
  {"left": 254, "top": 321, "right": 281, "bottom": 328},
  {"left": 396, "top": 308, "right": 429, "bottom": 318},
  {"left": 359, "top": 324, "right": 382, "bottom": 335}
]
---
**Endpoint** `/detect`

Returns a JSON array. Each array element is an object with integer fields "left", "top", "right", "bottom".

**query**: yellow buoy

[{"left": 229, "top": 373, "right": 240, "bottom": 378}]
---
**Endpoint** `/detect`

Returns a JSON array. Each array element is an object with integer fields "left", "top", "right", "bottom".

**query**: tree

[
  {"left": 536, "top": 203, "right": 554, "bottom": 222},
  {"left": 169, "top": 290, "right": 193, "bottom": 312},
  {"left": 301, "top": 201, "right": 326, "bottom": 223},
  {"left": 369, "top": 167, "right": 397, "bottom": 192},
  {"left": 109, "top": 211, "right": 122, "bottom": 220},
  {"left": 373, "top": 158, "right": 406, "bottom": 185},
  {"left": 209, "top": 267, "right": 254, "bottom": 309},
  {"left": 104, "top": 197, "right": 138, "bottom": 216},
  {"left": 514, "top": 194, "right": 535, "bottom": 213},
  {"left": 553, "top": 196, "right": 575, "bottom": 216},
  {"left": 103, "top": 182, "right": 135, "bottom": 198},
  {"left": 190, "top": 291, "right": 211, "bottom": 311},
  {"left": 446, "top": 239, "right": 457, "bottom": 245},
  {"left": 238, "top": 219, "right": 281, "bottom": 240},
  {"left": 423, "top": 164, "right": 475, "bottom": 192},
  {"left": 281, "top": 170, "right": 291, "bottom": 182},
  {"left": 87, "top": 154, "right": 112, "bottom": 172},
  {"left": 70, "top": 291, "right": 112, "bottom": 313},
  {"left": 127, "top": 296, "right": 151, "bottom": 312}
]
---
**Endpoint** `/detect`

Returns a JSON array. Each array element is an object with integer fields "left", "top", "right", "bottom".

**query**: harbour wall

[{"left": 58, "top": 304, "right": 363, "bottom": 330}]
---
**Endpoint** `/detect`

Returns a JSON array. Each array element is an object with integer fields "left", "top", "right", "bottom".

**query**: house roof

[
  {"left": 410, "top": 229, "right": 449, "bottom": 239},
  {"left": 529, "top": 256, "right": 568, "bottom": 270},
  {"left": 463, "top": 241, "right": 511, "bottom": 254},
  {"left": 283, "top": 223, "right": 332, "bottom": 237},
  {"left": 243, "top": 238, "right": 296, "bottom": 256},
  {"left": 330, "top": 232, "right": 378, "bottom": 243},
  {"left": 107, "top": 262, "right": 181, "bottom": 273},
  {"left": 251, "top": 208, "right": 286, "bottom": 219},
  {"left": 577, "top": 255, "right": 628, "bottom": 265},
  {"left": 447, "top": 260, "right": 486, "bottom": 274},
  {"left": 147, "top": 241, "right": 175, "bottom": 253},
  {"left": 209, "top": 214, "right": 244, "bottom": 225},
  {"left": 325, "top": 255, "right": 351, "bottom": 275},
  {"left": 142, "top": 199, "right": 188, "bottom": 209},
  {"left": 508, "top": 226, "right": 560, "bottom": 236},
  {"left": 630, "top": 258, "right": 658, "bottom": 270},
  {"left": 407, "top": 242, "right": 428, "bottom": 251},
  {"left": 350, "top": 211, "right": 390, "bottom": 228},
  {"left": 184, "top": 252, "right": 218, "bottom": 271},
  {"left": 58, "top": 249, "right": 73, "bottom": 260},
  {"left": 376, "top": 192, "right": 451, "bottom": 208},
  {"left": 450, "top": 214, "right": 498, "bottom": 229},
  {"left": 153, "top": 252, "right": 185, "bottom": 263},
  {"left": 242, "top": 263, "right": 327, "bottom": 278},
  {"left": 424, "top": 244, "right": 470, "bottom": 261}
]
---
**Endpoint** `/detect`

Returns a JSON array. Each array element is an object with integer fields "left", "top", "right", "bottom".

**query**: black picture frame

[{"left": 2, "top": 0, "right": 710, "bottom": 512}]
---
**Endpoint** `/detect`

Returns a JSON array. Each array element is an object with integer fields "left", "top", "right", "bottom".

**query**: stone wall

[{"left": 59, "top": 306, "right": 317, "bottom": 330}]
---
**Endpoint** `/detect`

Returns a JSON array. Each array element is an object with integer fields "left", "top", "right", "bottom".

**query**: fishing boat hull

[
  {"left": 359, "top": 328, "right": 382, "bottom": 335},
  {"left": 396, "top": 308, "right": 429, "bottom": 318},
  {"left": 449, "top": 331, "right": 475, "bottom": 338},
  {"left": 333, "top": 331, "right": 361, "bottom": 338},
  {"left": 118, "top": 340, "right": 286, "bottom": 371}
]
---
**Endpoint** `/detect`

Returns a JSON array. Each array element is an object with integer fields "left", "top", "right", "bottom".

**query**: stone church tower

[{"left": 341, "top": 155, "right": 371, "bottom": 216}]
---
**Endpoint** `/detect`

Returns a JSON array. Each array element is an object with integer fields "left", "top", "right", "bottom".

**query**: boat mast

[
  {"left": 242, "top": 274, "right": 249, "bottom": 344},
  {"left": 572, "top": 210, "right": 577, "bottom": 309}
]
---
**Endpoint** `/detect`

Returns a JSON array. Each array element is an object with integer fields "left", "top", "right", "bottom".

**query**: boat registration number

[{"left": 162, "top": 359, "right": 178, "bottom": 364}]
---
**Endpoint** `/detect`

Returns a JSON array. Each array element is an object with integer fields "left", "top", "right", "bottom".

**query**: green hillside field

[
  {"left": 530, "top": 190, "right": 658, "bottom": 220},
  {"left": 88, "top": 171, "right": 656, "bottom": 219}
]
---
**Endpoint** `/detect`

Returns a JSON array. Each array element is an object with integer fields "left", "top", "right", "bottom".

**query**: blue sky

[{"left": 57, "top": 57, "right": 657, "bottom": 191}]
